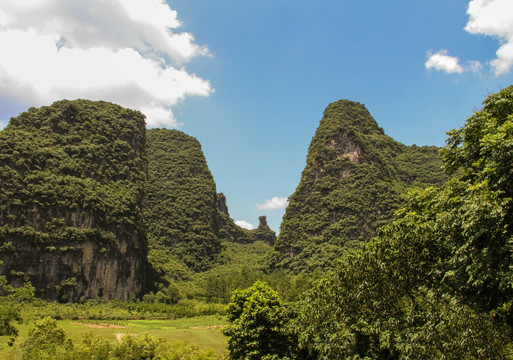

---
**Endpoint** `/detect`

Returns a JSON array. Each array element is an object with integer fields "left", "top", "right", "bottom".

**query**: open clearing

[{"left": 0, "top": 315, "right": 228, "bottom": 359}]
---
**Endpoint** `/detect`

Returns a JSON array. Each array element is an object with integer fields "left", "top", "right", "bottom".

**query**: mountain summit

[{"left": 270, "top": 100, "right": 446, "bottom": 273}]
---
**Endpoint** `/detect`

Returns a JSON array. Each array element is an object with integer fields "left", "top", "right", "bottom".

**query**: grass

[{"left": 0, "top": 315, "right": 229, "bottom": 359}]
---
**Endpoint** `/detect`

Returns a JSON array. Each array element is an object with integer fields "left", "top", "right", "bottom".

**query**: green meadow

[{"left": 0, "top": 316, "right": 228, "bottom": 359}]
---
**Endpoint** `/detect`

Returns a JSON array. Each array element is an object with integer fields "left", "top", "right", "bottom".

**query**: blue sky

[{"left": 0, "top": 1, "right": 512, "bottom": 232}]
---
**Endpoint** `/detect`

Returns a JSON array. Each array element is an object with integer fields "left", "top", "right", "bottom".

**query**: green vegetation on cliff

[
  {"left": 145, "top": 129, "right": 222, "bottom": 277},
  {"left": 224, "top": 87, "right": 513, "bottom": 360},
  {"left": 270, "top": 100, "right": 446, "bottom": 273},
  {"left": 144, "top": 129, "right": 276, "bottom": 288},
  {"left": 292, "top": 85, "right": 513, "bottom": 359},
  {"left": 0, "top": 99, "right": 146, "bottom": 244},
  {"left": 0, "top": 104, "right": 276, "bottom": 302},
  {"left": 0, "top": 100, "right": 148, "bottom": 300}
]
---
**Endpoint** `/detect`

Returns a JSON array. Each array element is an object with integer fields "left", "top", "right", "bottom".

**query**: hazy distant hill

[
  {"left": 0, "top": 100, "right": 148, "bottom": 301},
  {"left": 269, "top": 100, "right": 446, "bottom": 273}
]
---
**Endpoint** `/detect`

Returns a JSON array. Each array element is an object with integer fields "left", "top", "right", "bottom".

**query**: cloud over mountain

[{"left": 0, "top": 0, "right": 212, "bottom": 127}]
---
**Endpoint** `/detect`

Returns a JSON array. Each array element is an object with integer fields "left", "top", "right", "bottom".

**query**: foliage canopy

[
  {"left": 0, "top": 99, "right": 148, "bottom": 300},
  {"left": 224, "top": 281, "right": 292, "bottom": 360},
  {"left": 145, "top": 129, "right": 222, "bottom": 276},
  {"left": 293, "top": 86, "right": 513, "bottom": 359}
]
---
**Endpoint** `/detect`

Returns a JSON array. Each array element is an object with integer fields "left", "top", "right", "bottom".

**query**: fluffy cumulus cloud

[
  {"left": 425, "top": 50, "right": 483, "bottom": 74},
  {"left": 426, "top": 0, "right": 513, "bottom": 75},
  {"left": 425, "top": 50, "right": 464, "bottom": 74},
  {"left": 235, "top": 220, "right": 254, "bottom": 230},
  {"left": 0, "top": 0, "right": 212, "bottom": 127},
  {"left": 465, "top": 0, "right": 513, "bottom": 75},
  {"left": 256, "top": 197, "right": 289, "bottom": 210}
]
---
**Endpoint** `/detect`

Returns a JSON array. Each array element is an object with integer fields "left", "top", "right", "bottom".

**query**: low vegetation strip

[{"left": 70, "top": 322, "right": 128, "bottom": 329}]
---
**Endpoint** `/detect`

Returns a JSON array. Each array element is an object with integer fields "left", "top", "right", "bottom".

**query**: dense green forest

[
  {"left": 1, "top": 87, "right": 512, "bottom": 359},
  {"left": 145, "top": 129, "right": 223, "bottom": 277},
  {"left": 145, "top": 128, "right": 276, "bottom": 280},
  {"left": 144, "top": 128, "right": 277, "bottom": 303},
  {"left": 224, "top": 86, "right": 513, "bottom": 359},
  {"left": 0, "top": 100, "right": 148, "bottom": 301},
  {"left": 270, "top": 100, "right": 446, "bottom": 273}
]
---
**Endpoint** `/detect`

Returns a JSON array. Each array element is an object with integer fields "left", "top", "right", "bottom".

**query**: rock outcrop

[
  {"left": 217, "top": 193, "right": 230, "bottom": 215},
  {"left": 252, "top": 216, "right": 276, "bottom": 246}
]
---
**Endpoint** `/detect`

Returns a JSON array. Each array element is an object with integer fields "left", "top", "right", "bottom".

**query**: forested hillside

[
  {"left": 270, "top": 100, "right": 446, "bottom": 273},
  {"left": 0, "top": 98, "right": 448, "bottom": 301},
  {"left": 1, "top": 89, "right": 511, "bottom": 359},
  {"left": 224, "top": 85, "right": 513, "bottom": 360},
  {"left": 144, "top": 129, "right": 223, "bottom": 279},
  {"left": 0, "top": 100, "right": 148, "bottom": 301},
  {"left": 0, "top": 105, "right": 276, "bottom": 302},
  {"left": 144, "top": 128, "right": 276, "bottom": 289},
  {"left": 290, "top": 84, "right": 513, "bottom": 359}
]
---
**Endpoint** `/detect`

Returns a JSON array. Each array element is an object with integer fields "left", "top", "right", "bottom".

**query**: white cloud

[
  {"left": 465, "top": 0, "right": 513, "bottom": 75},
  {"left": 256, "top": 197, "right": 289, "bottom": 210},
  {"left": 235, "top": 220, "right": 254, "bottom": 230},
  {"left": 425, "top": 0, "right": 513, "bottom": 75},
  {"left": 467, "top": 60, "right": 484, "bottom": 73},
  {"left": 425, "top": 50, "right": 464, "bottom": 74},
  {"left": 425, "top": 50, "right": 484, "bottom": 74},
  {"left": 0, "top": 0, "right": 212, "bottom": 127}
]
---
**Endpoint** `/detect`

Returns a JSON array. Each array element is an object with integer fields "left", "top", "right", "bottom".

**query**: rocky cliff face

[
  {"left": 270, "top": 100, "right": 446, "bottom": 273},
  {"left": 0, "top": 100, "right": 148, "bottom": 301},
  {"left": 0, "top": 236, "right": 146, "bottom": 301}
]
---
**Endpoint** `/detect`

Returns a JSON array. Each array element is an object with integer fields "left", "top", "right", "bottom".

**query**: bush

[{"left": 22, "top": 316, "right": 72, "bottom": 359}]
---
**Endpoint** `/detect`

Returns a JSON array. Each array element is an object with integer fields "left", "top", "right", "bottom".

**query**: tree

[
  {"left": 294, "top": 221, "right": 509, "bottom": 359},
  {"left": 0, "top": 274, "right": 34, "bottom": 339},
  {"left": 224, "top": 281, "right": 291, "bottom": 360},
  {"left": 293, "top": 86, "right": 513, "bottom": 358},
  {"left": 112, "top": 334, "right": 164, "bottom": 360},
  {"left": 22, "top": 316, "right": 72, "bottom": 360},
  {"left": 439, "top": 86, "right": 513, "bottom": 318},
  {"left": 74, "top": 332, "right": 111, "bottom": 360}
]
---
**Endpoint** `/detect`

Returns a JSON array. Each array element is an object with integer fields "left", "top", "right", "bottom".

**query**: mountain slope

[
  {"left": 144, "top": 129, "right": 276, "bottom": 283},
  {"left": 270, "top": 100, "right": 446, "bottom": 273},
  {"left": 0, "top": 100, "right": 148, "bottom": 301},
  {"left": 144, "top": 129, "right": 222, "bottom": 279}
]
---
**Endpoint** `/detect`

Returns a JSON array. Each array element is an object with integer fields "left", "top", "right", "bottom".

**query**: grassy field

[{"left": 0, "top": 315, "right": 229, "bottom": 359}]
